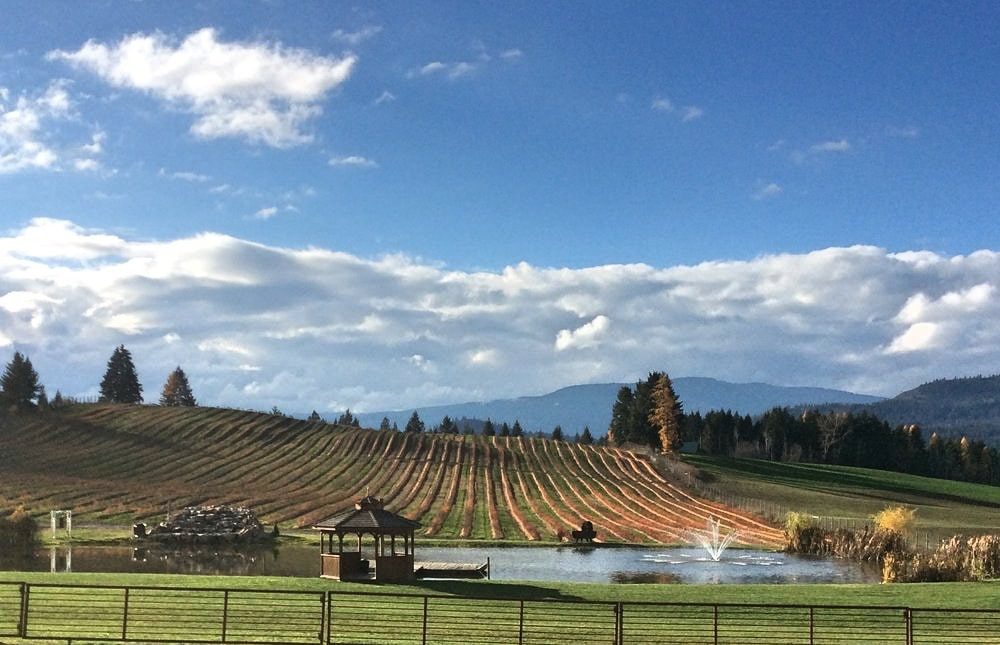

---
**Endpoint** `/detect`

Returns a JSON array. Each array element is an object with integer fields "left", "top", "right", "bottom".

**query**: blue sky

[{"left": 1, "top": 2, "right": 999, "bottom": 414}]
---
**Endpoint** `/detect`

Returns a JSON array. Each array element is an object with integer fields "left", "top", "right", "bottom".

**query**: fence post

[
  {"left": 18, "top": 583, "right": 28, "bottom": 638},
  {"left": 518, "top": 600, "right": 524, "bottom": 645},
  {"left": 221, "top": 590, "right": 229, "bottom": 642},
  {"left": 713, "top": 604, "right": 719, "bottom": 645},
  {"left": 904, "top": 608, "right": 913, "bottom": 645},
  {"left": 616, "top": 602, "right": 624, "bottom": 645},
  {"left": 809, "top": 607, "right": 814, "bottom": 645},
  {"left": 422, "top": 596, "right": 429, "bottom": 645},
  {"left": 321, "top": 591, "right": 329, "bottom": 645},
  {"left": 122, "top": 587, "right": 130, "bottom": 640}
]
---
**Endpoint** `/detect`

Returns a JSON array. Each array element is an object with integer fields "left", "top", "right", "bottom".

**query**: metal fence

[{"left": 2, "top": 581, "right": 998, "bottom": 644}]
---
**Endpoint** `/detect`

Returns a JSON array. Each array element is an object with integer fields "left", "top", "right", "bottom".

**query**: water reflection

[{"left": 0, "top": 545, "right": 880, "bottom": 584}]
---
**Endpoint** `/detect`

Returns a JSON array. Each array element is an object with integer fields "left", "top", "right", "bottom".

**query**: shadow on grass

[{"left": 401, "top": 579, "right": 585, "bottom": 601}]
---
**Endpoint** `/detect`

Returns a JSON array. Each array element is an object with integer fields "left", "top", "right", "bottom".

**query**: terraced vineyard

[{"left": 0, "top": 405, "right": 783, "bottom": 546}]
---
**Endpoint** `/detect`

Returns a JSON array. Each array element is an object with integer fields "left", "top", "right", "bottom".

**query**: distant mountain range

[{"left": 351, "top": 377, "right": 884, "bottom": 435}]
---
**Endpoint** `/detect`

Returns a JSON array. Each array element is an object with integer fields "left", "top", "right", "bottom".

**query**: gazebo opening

[{"left": 312, "top": 495, "right": 421, "bottom": 582}]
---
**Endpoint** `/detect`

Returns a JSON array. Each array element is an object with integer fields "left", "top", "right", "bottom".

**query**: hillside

[
  {"left": 354, "top": 378, "right": 882, "bottom": 435},
  {"left": 795, "top": 375, "right": 1000, "bottom": 444},
  {"left": 0, "top": 405, "right": 782, "bottom": 547},
  {"left": 685, "top": 454, "right": 1000, "bottom": 539}
]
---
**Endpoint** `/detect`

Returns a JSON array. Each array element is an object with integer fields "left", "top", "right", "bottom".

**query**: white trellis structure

[{"left": 50, "top": 510, "right": 72, "bottom": 539}]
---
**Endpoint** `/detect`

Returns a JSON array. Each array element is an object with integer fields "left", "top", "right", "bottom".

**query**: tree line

[
  {"left": 604, "top": 370, "right": 999, "bottom": 487},
  {"left": 0, "top": 345, "right": 196, "bottom": 413}
]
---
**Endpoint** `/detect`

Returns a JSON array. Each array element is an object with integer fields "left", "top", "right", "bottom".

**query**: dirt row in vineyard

[{"left": 0, "top": 404, "right": 783, "bottom": 546}]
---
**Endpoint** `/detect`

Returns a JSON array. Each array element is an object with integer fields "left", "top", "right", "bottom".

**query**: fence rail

[{"left": 2, "top": 581, "right": 998, "bottom": 644}]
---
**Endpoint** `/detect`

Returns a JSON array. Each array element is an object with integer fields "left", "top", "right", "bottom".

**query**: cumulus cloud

[
  {"left": 555, "top": 315, "right": 610, "bottom": 351},
  {"left": 2, "top": 218, "right": 999, "bottom": 413},
  {"left": 0, "top": 81, "right": 73, "bottom": 173},
  {"left": 49, "top": 28, "right": 356, "bottom": 148}
]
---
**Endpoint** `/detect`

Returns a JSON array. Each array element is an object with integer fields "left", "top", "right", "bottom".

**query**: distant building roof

[{"left": 312, "top": 495, "right": 421, "bottom": 533}]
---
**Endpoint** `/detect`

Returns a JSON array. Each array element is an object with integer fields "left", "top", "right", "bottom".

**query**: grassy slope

[{"left": 685, "top": 454, "right": 1000, "bottom": 536}]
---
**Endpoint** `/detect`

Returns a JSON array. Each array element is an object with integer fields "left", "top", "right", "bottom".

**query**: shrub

[
  {"left": 0, "top": 505, "right": 39, "bottom": 547},
  {"left": 873, "top": 506, "right": 916, "bottom": 535}
]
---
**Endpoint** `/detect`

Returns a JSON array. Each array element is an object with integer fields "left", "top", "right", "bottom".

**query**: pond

[{"left": 0, "top": 544, "right": 880, "bottom": 584}]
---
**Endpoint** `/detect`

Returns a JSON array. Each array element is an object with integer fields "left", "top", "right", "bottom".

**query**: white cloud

[
  {"left": 159, "top": 168, "right": 211, "bottom": 182},
  {"left": 809, "top": 139, "right": 852, "bottom": 154},
  {"left": 329, "top": 155, "right": 378, "bottom": 168},
  {"left": 651, "top": 97, "right": 674, "bottom": 112},
  {"left": 49, "top": 28, "right": 356, "bottom": 147},
  {"left": 0, "top": 81, "right": 74, "bottom": 173},
  {"left": 555, "top": 315, "right": 610, "bottom": 351},
  {"left": 252, "top": 206, "right": 279, "bottom": 220},
  {"left": 331, "top": 25, "right": 382, "bottom": 46},
  {"left": 681, "top": 106, "right": 704, "bottom": 122},
  {"left": 2, "top": 218, "right": 999, "bottom": 411},
  {"left": 410, "top": 61, "right": 477, "bottom": 80},
  {"left": 375, "top": 90, "right": 396, "bottom": 105},
  {"left": 500, "top": 48, "right": 523, "bottom": 60},
  {"left": 73, "top": 158, "right": 100, "bottom": 171},
  {"left": 752, "top": 183, "right": 783, "bottom": 201}
]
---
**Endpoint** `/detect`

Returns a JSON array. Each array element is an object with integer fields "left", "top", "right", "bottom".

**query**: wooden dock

[{"left": 414, "top": 558, "right": 490, "bottom": 580}]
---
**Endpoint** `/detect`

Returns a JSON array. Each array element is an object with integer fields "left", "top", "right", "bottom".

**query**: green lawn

[
  {"left": 685, "top": 455, "right": 1000, "bottom": 538},
  {"left": 2, "top": 572, "right": 997, "bottom": 644}
]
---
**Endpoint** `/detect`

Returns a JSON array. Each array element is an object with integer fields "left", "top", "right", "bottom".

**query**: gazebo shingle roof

[{"left": 312, "top": 495, "right": 421, "bottom": 532}]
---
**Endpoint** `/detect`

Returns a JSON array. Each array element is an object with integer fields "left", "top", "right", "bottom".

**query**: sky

[{"left": 1, "top": 1, "right": 998, "bottom": 416}]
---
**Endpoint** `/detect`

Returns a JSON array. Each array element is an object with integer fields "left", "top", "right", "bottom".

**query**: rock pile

[{"left": 140, "top": 506, "right": 271, "bottom": 544}]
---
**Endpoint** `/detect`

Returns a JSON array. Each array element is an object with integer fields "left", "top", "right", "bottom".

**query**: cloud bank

[{"left": 1, "top": 218, "right": 998, "bottom": 415}]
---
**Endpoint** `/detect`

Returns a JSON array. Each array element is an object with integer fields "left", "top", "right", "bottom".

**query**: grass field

[
  {"left": 1, "top": 572, "right": 998, "bottom": 645},
  {"left": 685, "top": 455, "right": 1000, "bottom": 539}
]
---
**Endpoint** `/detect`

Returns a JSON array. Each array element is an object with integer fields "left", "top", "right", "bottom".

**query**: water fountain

[{"left": 690, "top": 516, "right": 741, "bottom": 562}]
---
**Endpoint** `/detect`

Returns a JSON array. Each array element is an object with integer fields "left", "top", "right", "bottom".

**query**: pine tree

[
  {"left": 579, "top": 426, "right": 594, "bottom": 445},
  {"left": 551, "top": 425, "right": 564, "bottom": 441},
  {"left": 607, "top": 386, "right": 634, "bottom": 446},
  {"left": 648, "top": 372, "right": 683, "bottom": 453},
  {"left": 511, "top": 420, "right": 524, "bottom": 437},
  {"left": 99, "top": 345, "right": 143, "bottom": 404},
  {"left": 336, "top": 409, "right": 360, "bottom": 426},
  {"left": 0, "top": 351, "right": 41, "bottom": 411},
  {"left": 482, "top": 418, "right": 495, "bottom": 436},
  {"left": 439, "top": 415, "right": 457, "bottom": 434},
  {"left": 405, "top": 411, "right": 425, "bottom": 433},
  {"left": 159, "top": 366, "right": 196, "bottom": 406},
  {"left": 379, "top": 417, "right": 392, "bottom": 431},
  {"left": 499, "top": 422, "right": 511, "bottom": 437},
  {"left": 308, "top": 410, "right": 323, "bottom": 423}
]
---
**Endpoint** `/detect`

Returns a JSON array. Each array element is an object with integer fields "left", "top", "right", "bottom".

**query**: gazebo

[{"left": 312, "top": 495, "right": 421, "bottom": 582}]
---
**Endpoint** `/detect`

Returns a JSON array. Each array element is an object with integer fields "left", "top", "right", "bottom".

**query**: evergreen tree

[
  {"left": 499, "top": 421, "right": 511, "bottom": 437},
  {"left": 607, "top": 386, "right": 634, "bottom": 445},
  {"left": 551, "top": 425, "right": 564, "bottom": 441},
  {"left": 648, "top": 372, "right": 683, "bottom": 453},
  {"left": 336, "top": 409, "right": 360, "bottom": 427},
  {"left": 159, "top": 366, "right": 197, "bottom": 407},
  {"left": 52, "top": 390, "right": 64, "bottom": 407},
  {"left": 579, "top": 426, "right": 594, "bottom": 445},
  {"left": 307, "top": 410, "right": 323, "bottom": 423},
  {"left": 439, "top": 415, "right": 457, "bottom": 434},
  {"left": 511, "top": 420, "right": 524, "bottom": 438},
  {"left": 461, "top": 422, "right": 474, "bottom": 436},
  {"left": 482, "top": 418, "right": 496, "bottom": 437},
  {"left": 379, "top": 417, "right": 392, "bottom": 431},
  {"left": 0, "top": 351, "right": 41, "bottom": 411},
  {"left": 405, "top": 411, "right": 425, "bottom": 433},
  {"left": 99, "top": 345, "right": 143, "bottom": 404},
  {"left": 36, "top": 385, "right": 49, "bottom": 412}
]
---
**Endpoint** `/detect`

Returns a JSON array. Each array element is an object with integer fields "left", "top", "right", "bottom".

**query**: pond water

[{"left": 1, "top": 544, "right": 879, "bottom": 584}]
